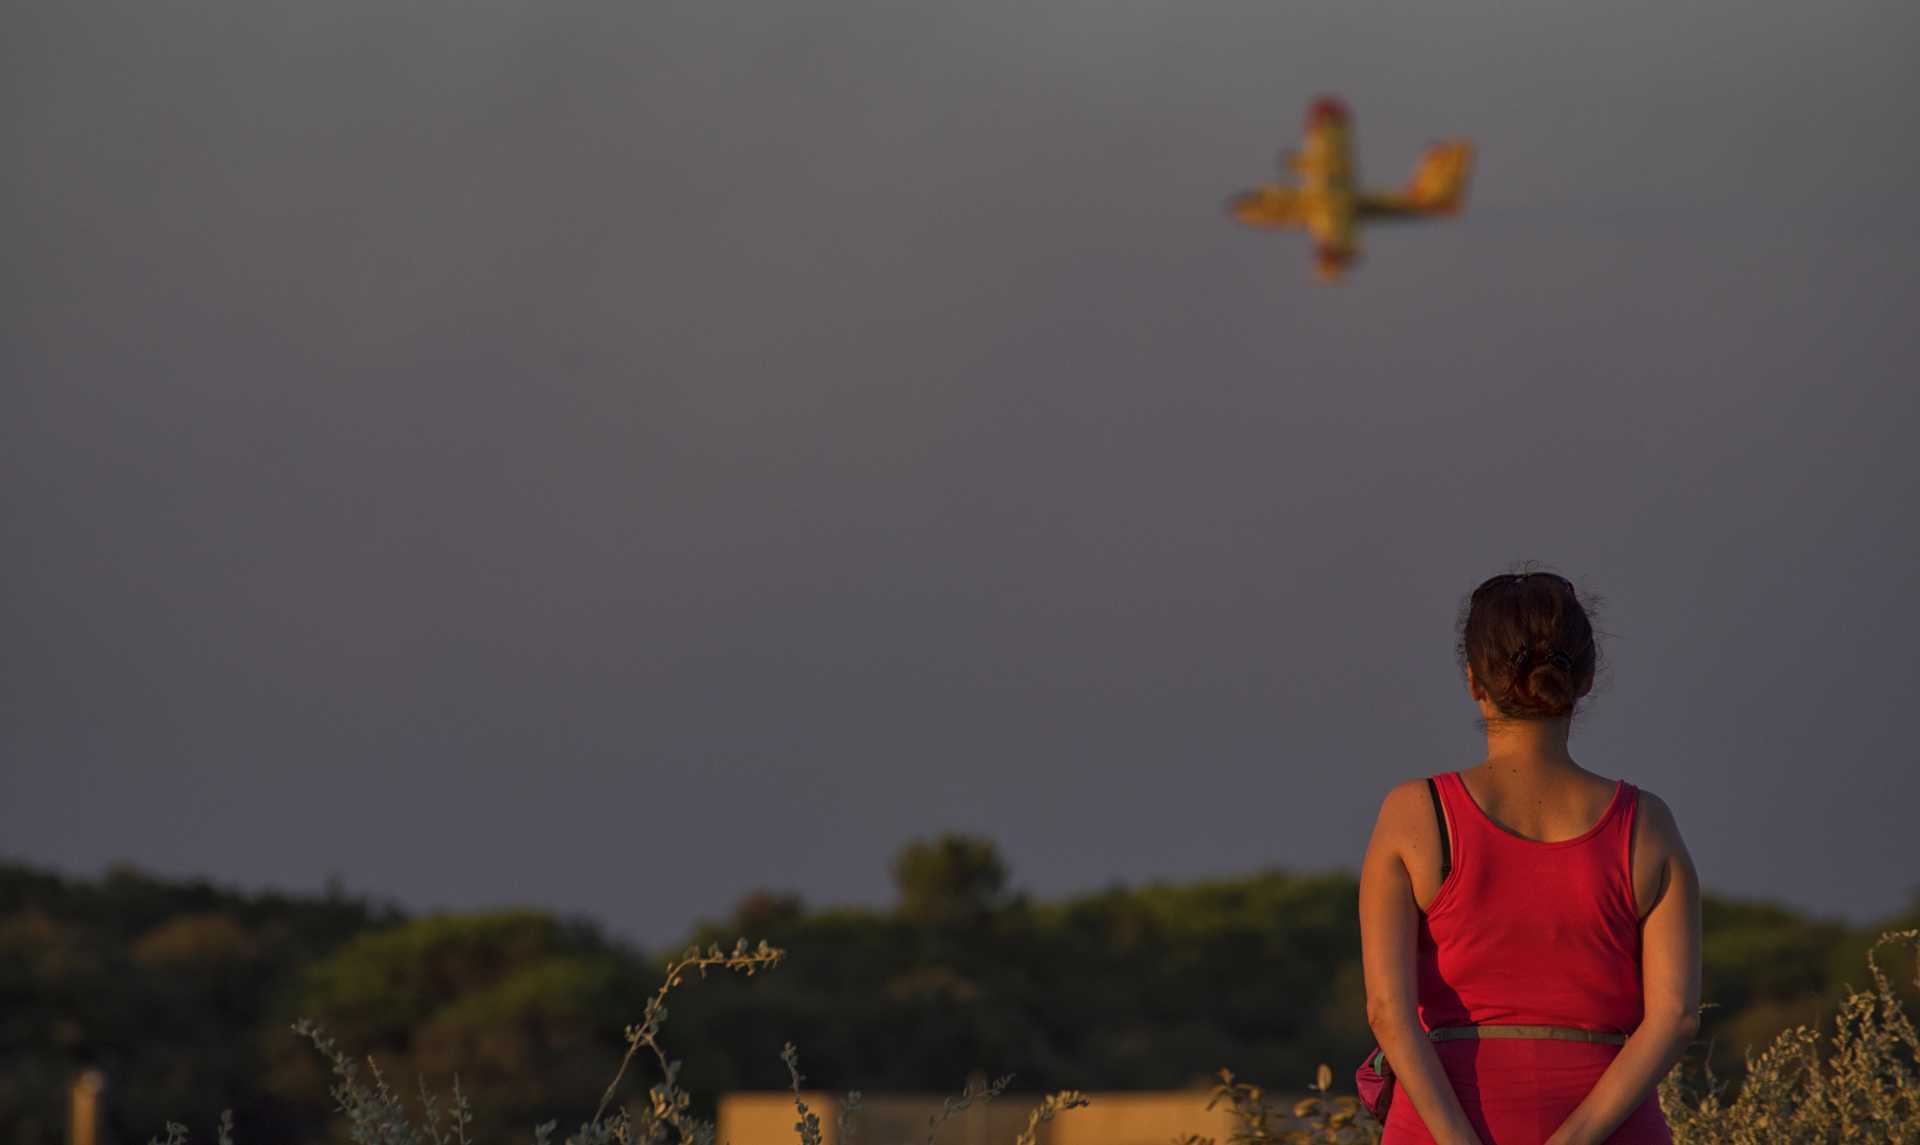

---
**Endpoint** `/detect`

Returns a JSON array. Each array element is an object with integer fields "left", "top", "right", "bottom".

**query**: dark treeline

[{"left": 5, "top": 840, "right": 1915, "bottom": 1145}]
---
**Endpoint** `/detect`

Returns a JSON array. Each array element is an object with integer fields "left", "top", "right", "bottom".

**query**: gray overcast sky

[{"left": 4, "top": 0, "right": 1917, "bottom": 948}]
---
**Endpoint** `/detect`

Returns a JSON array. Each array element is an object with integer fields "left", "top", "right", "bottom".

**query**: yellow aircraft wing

[
  {"left": 1356, "top": 141, "right": 1474, "bottom": 219},
  {"left": 1227, "top": 185, "right": 1309, "bottom": 228}
]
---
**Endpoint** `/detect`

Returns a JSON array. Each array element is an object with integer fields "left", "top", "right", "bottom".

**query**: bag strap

[{"left": 1427, "top": 777, "right": 1451, "bottom": 882}]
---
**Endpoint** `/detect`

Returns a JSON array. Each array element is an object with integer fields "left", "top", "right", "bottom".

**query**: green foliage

[
  {"left": 300, "top": 914, "right": 618, "bottom": 1047},
  {"left": 889, "top": 835, "right": 1013, "bottom": 927},
  {"left": 287, "top": 913, "right": 643, "bottom": 1143},
  {"left": 166, "top": 931, "right": 1918, "bottom": 1145},
  {"left": 6, "top": 848, "right": 1915, "bottom": 1145},
  {"left": 660, "top": 854, "right": 1368, "bottom": 1103},
  {"left": 257, "top": 940, "right": 1080, "bottom": 1145},
  {"left": 1697, "top": 894, "right": 1875, "bottom": 1084},
  {"left": 0, "top": 861, "right": 393, "bottom": 1145}
]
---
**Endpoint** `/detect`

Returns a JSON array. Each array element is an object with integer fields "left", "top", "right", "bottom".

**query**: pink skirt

[{"left": 1380, "top": 1038, "right": 1671, "bottom": 1145}]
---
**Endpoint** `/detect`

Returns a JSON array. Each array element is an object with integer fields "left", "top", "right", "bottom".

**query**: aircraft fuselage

[
  {"left": 1226, "top": 97, "right": 1472, "bottom": 282},
  {"left": 1299, "top": 99, "right": 1359, "bottom": 279}
]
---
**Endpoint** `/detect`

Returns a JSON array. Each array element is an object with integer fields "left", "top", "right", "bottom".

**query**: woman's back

[
  {"left": 1448, "top": 766, "right": 1625, "bottom": 850},
  {"left": 1420, "top": 769, "right": 1644, "bottom": 1034},
  {"left": 1360, "top": 570, "right": 1700, "bottom": 1145},
  {"left": 1381, "top": 767, "right": 1675, "bottom": 1143}
]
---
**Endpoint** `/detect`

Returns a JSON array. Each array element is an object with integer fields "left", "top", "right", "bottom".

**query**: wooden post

[
  {"left": 965, "top": 1070, "right": 988, "bottom": 1145},
  {"left": 70, "top": 1070, "right": 106, "bottom": 1145}
]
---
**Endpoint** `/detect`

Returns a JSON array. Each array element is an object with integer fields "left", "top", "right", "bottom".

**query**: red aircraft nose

[{"left": 1307, "top": 96, "right": 1349, "bottom": 125}]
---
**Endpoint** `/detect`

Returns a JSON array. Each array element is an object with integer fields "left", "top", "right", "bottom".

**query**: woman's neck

[{"left": 1479, "top": 715, "right": 1575, "bottom": 770}]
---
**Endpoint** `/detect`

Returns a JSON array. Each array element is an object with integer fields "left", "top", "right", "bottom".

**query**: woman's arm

[
  {"left": 1545, "top": 792, "right": 1703, "bottom": 1145},
  {"left": 1359, "top": 781, "right": 1484, "bottom": 1145}
]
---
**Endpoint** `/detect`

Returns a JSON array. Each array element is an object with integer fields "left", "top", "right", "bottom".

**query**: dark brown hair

[{"left": 1457, "top": 568, "right": 1599, "bottom": 720}]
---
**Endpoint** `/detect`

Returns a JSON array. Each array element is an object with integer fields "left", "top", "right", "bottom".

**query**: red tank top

[{"left": 1415, "top": 770, "right": 1646, "bottom": 1035}]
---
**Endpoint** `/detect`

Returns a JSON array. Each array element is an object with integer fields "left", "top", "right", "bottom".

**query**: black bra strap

[{"left": 1427, "top": 777, "right": 1452, "bottom": 881}]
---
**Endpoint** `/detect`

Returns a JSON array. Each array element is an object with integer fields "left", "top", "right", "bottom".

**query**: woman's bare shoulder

[
  {"left": 1633, "top": 785, "right": 1686, "bottom": 839},
  {"left": 1367, "top": 775, "right": 1449, "bottom": 861},
  {"left": 1628, "top": 784, "right": 1701, "bottom": 921},
  {"left": 1631, "top": 784, "right": 1696, "bottom": 872},
  {"left": 1372, "top": 776, "right": 1438, "bottom": 825}
]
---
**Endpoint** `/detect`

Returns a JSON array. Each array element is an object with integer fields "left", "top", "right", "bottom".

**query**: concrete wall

[
  {"left": 1044, "top": 1092, "right": 1238, "bottom": 1145},
  {"left": 716, "top": 1090, "right": 1239, "bottom": 1145}
]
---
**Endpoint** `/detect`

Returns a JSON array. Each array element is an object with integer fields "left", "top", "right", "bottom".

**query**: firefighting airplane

[{"left": 1227, "top": 97, "right": 1473, "bottom": 281}]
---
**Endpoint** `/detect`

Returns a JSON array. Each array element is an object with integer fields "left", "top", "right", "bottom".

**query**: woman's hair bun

[
  {"left": 1521, "top": 651, "right": 1577, "bottom": 713},
  {"left": 1458, "top": 572, "right": 1599, "bottom": 720}
]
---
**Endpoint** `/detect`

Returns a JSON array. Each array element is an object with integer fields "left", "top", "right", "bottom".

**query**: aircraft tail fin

[{"left": 1405, "top": 141, "right": 1473, "bottom": 214}]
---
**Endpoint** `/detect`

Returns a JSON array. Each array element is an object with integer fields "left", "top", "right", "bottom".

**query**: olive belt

[{"left": 1427, "top": 1024, "right": 1627, "bottom": 1045}]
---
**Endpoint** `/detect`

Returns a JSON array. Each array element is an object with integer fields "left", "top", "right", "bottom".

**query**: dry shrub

[
  {"left": 1658, "top": 929, "right": 1920, "bottom": 1144},
  {"left": 1180, "top": 1064, "right": 1381, "bottom": 1145}
]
